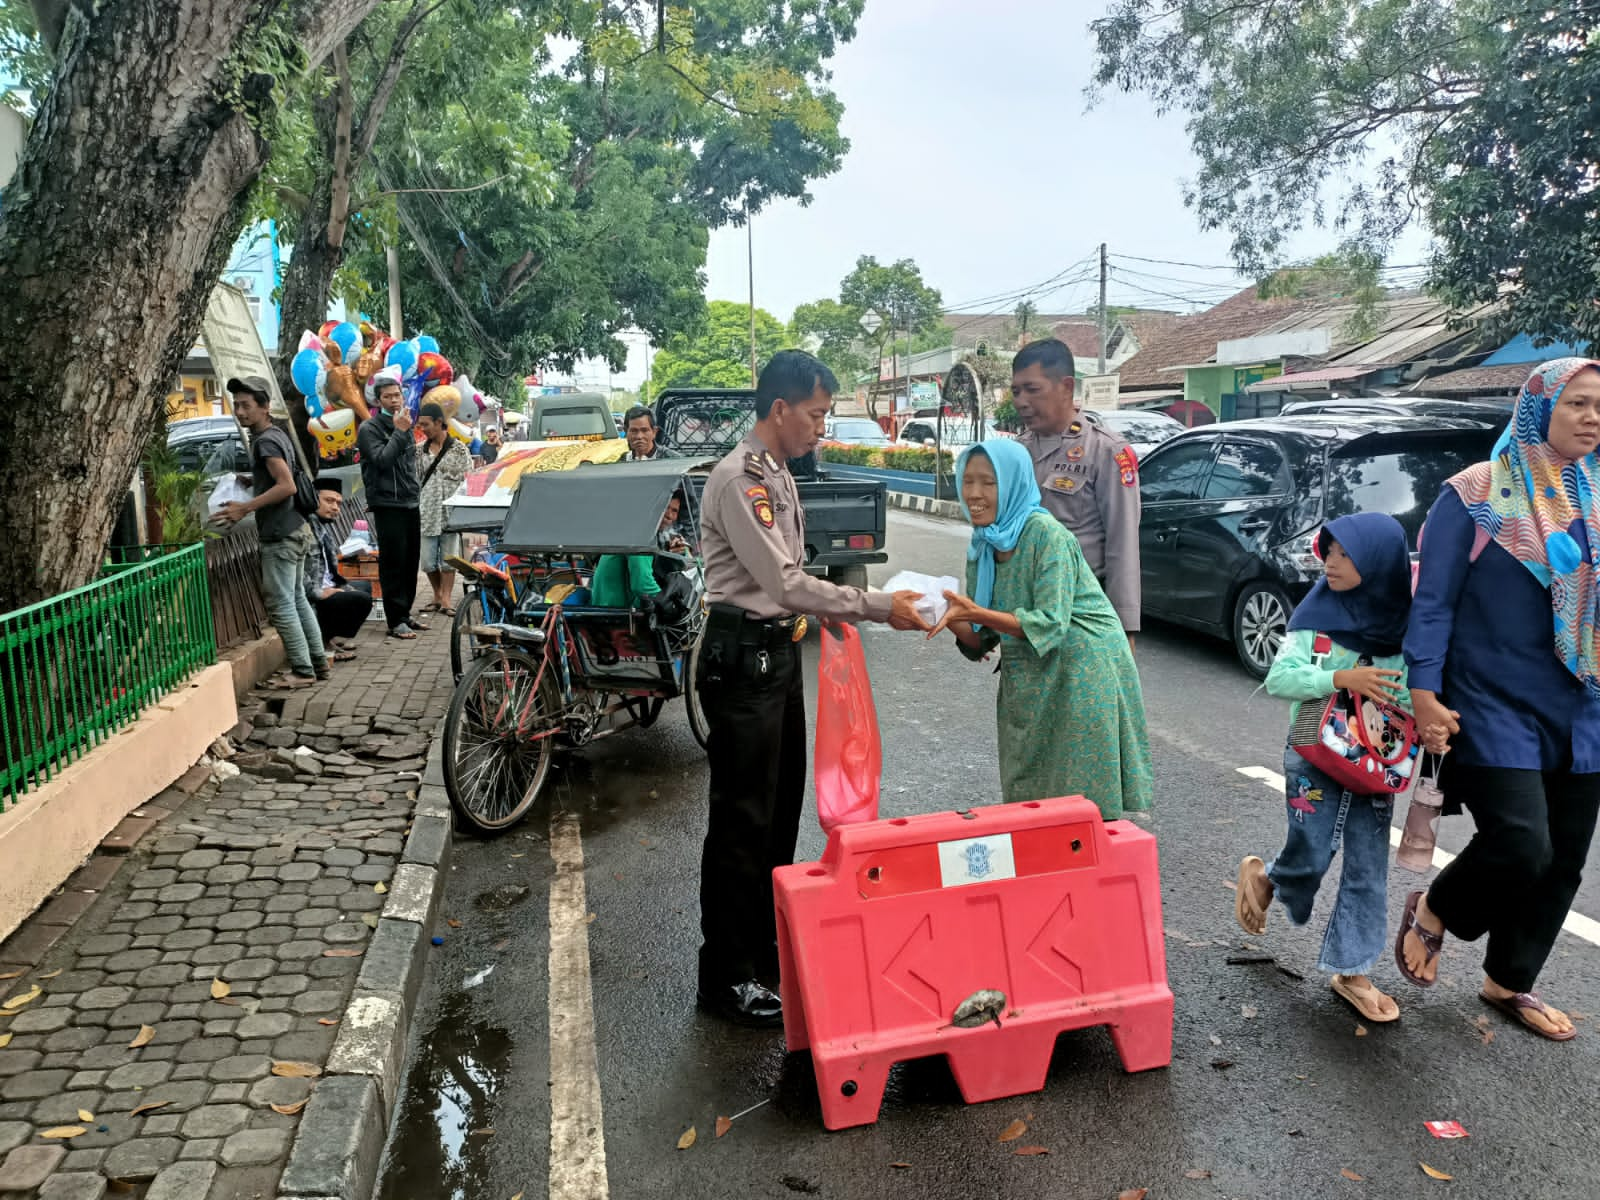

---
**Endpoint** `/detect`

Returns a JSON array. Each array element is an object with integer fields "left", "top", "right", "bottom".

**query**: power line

[{"left": 1111, "top": 252, "right": 1431, "bottom": 274}]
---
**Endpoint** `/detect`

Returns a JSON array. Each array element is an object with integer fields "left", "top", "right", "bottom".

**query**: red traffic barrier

[{"left": 773, "top": 795, "right": 1173, "bottom": 1130}]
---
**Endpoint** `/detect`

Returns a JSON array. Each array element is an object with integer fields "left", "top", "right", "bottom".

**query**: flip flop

[
  {"left": 332, "top": 650, "right": 358, "bottom": 662},
  {"left": 408, "top": 619, "right": 432, "bottom": 633},
  {"left": 387, "top": 626, "right": 418, "bottom": 641},
  {"left": 440, "top": 605, "right": 456, "bottom": 617},
  {"left": 263, "top": 673, "right": 315, "bottom": 690},
  {"left": 1331, "top": 974, "right": 1400, "bottom": 1023},
  {"left": 1394, "top": 889, "right": 1444, "bottom": 988},
  {"left": 1234, "top": 856, "right": 1270, "bottom": 935},
  {"left": 1480, "top": 991, "right": 1578, "bottom": 1042}
]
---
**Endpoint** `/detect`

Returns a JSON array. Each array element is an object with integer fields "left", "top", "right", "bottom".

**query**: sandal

[
  {"left": 387, "top": 625, "right": 419, "bottom": 641},
  {"left": 1394, "top": 890, "right": 1444, "bottom": 988},
  {"left": 1234, "top": 856, "right": 1270, "bottom": 935},
  {"left": 1480, "top": 990, "right": 1578, "bottom": 1042},
  {"left": 332, "top": 649, "right": 358, "bottom": 662},
  {"left": 1331, "top": 974, "right": 1400, "bottom": 1023},
  {"left": 263, "top": 673, "right": 315, "bottom": 690},
  {"left": 408, "top": 620, "right": 431, "bottom": 632},
  {"left": 440, "top": 605, "right": 456, "bottom": 617}
]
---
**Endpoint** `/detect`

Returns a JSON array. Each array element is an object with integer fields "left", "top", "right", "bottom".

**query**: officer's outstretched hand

[{"left": 887, "top": 590, "right": 932, "bottom": 632}]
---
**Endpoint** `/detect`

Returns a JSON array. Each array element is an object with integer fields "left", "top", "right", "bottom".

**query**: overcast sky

[{"left": 560, "top": 0, "right": 1432, "bottom": 389}]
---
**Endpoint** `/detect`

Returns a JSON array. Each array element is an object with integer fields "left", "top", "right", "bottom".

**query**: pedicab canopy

[{"left": 497, "top": 457, "right": 708, "bottom": 555}]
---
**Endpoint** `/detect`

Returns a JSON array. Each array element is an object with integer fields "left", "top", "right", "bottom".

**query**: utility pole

[
  {"left": 387, "top": 246, "right": 404, "bottom": 339},
  {"left": 1097, "top": 242, "right": 1108, "bottom": 375},
  {"left": 746, "top": 200, "right": 757, "bottom": 388}
]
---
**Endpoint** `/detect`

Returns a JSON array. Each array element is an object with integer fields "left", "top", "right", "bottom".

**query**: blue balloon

[
  {"left": 329, "top": 322, "right": 362, "bottom": 365},
  {"left": 291, "top": 348, "right": 326, "bottom": 399},
  {"left": 385, "top": 340, "right": 418, "bottom": 378},
  {"left": 416, "top": 334, "right": 440, "bottom": 355},
  {"left": 469, "top": 438, "right": 484, "bottom": 456}
]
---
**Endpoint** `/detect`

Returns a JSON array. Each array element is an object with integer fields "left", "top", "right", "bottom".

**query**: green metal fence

[{"left": 0, "top": 544, "right": 217, "bottom": 808}]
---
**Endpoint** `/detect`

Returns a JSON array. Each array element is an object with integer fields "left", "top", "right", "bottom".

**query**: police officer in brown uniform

[
  {"left": 696, "top": 350, "right": 928, "bottom": 1026},
  {"left": 1012, "top": 338, "right": 1142, "bottom": 642}
]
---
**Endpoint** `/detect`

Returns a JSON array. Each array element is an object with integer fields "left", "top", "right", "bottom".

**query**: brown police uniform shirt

[
  {"left": 1019, "top": 418, "right": 1143, "bottom": 632},
  {"left": 701, "top": 432, "right": 894, "bottom": 622}
]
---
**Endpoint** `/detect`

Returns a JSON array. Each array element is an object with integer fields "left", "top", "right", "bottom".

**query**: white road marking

[
  {"left": 1235, "top": 766, "right": 1600, "bottom": 949},
  {"left": 547, "top": 811, "right": 610, "bottom": 1199}
]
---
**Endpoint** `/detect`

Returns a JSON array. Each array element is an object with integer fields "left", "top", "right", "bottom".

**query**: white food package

[
  {"left": 882, "top": 570, "right": 962, "bottom": 624},
  {"left": 206, "top": 475, "right": 251, "bottom": 517}
]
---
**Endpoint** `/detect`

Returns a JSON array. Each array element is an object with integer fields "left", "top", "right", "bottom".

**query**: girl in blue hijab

[
  {"left": 930, "top": 438, "right": 1152, "bottom": 819},
  {"left": 1236, "top": 510, "right": 1415, "bottom": 1026}
]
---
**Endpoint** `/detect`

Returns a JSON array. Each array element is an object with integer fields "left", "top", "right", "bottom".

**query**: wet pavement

[{"left": 377, "top": 510, "right": 1600, "bottom": 1200}]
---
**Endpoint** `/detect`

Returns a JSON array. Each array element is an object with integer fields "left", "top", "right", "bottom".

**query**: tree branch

[
  {"left": 28, "top": 0, "right": 65, "bottom": 52},
  {"left": 294, "top": 0, "right": 386, "bottom": 70},
  {"left": 351, "top": 0, "right": 446, "bottom": 165},
  {"left": 354, "top": 174, "right": 510, "bottom": 208},
  {"left": 326, "top": 43, "right": 355, "bottom": 251}
]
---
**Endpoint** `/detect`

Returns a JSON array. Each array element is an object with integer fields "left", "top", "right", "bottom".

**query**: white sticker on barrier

[{"left": 937, "top": 833, "right": 1017, "bottom": 888}]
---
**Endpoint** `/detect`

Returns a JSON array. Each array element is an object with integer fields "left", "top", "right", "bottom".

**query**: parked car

[
  {"left": 1280, "top": 397, "right": 1512, "bottom": 429},
  {"left": 166, "top": 416, "right": 245, "bottom": 478},
  {"left": 824, "top": 416, "right": 892, "bottom": 447},
  {"left": 1136, "top": 412, "right": 1502, "bottom": 677},
  {"left": 1082, "top": 409, "right": 1185, "bottom": 457},
  {"left": 520, "top": 392, "right": 619, "bottom": 441},
  {"left": 895, "top": 417, "right": 1004, "bottom": 452}
]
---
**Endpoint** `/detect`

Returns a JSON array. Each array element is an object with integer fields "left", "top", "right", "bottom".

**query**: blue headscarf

[
  {"left": 1287, "top": 511, "right": 1412, "bottom": 657},
  {"left": 956, "top": 438, "right": 1050, "bottom": 609}
]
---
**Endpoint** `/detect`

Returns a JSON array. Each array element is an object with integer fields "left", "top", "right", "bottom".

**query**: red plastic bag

[{"left": 814, "top": 622, "right": 882, "bottom": 834}]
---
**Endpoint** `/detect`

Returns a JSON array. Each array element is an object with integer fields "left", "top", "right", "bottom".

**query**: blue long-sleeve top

[{"left": 1404, "top": 487, "right": 1600, "bottom": 771}]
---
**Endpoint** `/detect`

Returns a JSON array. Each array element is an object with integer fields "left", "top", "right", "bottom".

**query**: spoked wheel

[
  {"left": 685, "top": 631, "right": 710, "bottom": 751},
  {"left": 444, "top": 649, "right": 560, "bottom": 835},
  {"left": 450, "top": 587, "right": 491, "bottom": 683}
]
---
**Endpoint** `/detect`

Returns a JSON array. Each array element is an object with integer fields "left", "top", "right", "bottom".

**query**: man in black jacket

[
  {"left": 303, "top": 478, "right": 373, "bottom": 652},
  {"left": 356, "top": 368, "right": 426, "bottom": 639}
]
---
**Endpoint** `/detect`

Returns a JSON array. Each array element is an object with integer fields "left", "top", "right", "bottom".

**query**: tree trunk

[{"left": 0, "top": 0, "right": 383, "bottom": 612}]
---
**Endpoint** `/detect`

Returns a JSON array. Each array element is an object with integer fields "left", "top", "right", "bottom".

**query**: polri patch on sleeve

[
  {"left": 1114, "top": 446, "right": 1138, "bottom": 487},
  {"left": 747, "top": 484, "right": 774, "bottom": 527}
]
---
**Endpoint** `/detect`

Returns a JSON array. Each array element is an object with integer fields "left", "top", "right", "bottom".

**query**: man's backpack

[{"left": 259, "top": 426, "right": 319, "bottom": 518}]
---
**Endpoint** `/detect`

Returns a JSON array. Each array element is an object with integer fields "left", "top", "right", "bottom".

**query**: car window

[
  {"left": 171, "top": 436, "right": 230, "bottom": 474},
  {"left": 1104, "top": 416, "right": 1181, "bottom": 444},
  {"left": 1324, "top": 431, "right": 1498, "bottom": 544},
  {"left": 538, "top": 408, "right": 609, "bottom": 437},
  {"left": 830, "top": 419, "right": 885, "bottom": 442},
  {"left": 1204, "top": 440, "right": 1287, "bottom": 499},
  {"left": 1140, "top": 438, "right": 1217, "bottom": 503}
]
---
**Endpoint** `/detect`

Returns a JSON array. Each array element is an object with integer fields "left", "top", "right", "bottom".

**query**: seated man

[
  {"left": 304, "top": 478, "right": 374, "bottom": 654},
  {"left": 590, "top": 495, "right": 689, "bottom": 610}
]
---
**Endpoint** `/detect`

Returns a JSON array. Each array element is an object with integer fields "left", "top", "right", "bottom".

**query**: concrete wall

[
  {"left": 0, "top": 107, "right": 26, "bottom": 190},
  {"left": 0, "top": 663, "right": 238, "bottom": 939}
]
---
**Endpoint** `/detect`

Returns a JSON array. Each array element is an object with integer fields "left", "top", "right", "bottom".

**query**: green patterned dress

[{"left": 959, "top": 512, "right": 1153, "bottom": 818}]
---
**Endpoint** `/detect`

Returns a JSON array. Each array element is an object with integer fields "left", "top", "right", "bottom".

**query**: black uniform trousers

[
  {"left": 1429, "top": 760, "right": 1600, "bottom": 993},
  {"left": 368, "top": 505, "right": 421, "bottom": 630},
  {"left": 697, "top": 635, "right": 806, "bottom": 991},
  {"left": 314, "top": 582, "right": 373, "bottom": 642}
]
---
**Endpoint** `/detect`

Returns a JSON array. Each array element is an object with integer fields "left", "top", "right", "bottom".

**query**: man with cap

[
  {"left": 694, "top": 349, "right": 929, "bottom": 1027},
  {"left": 356, "top": 366, "right": 426, "bottom": 639},
  {"left": 1011, "top": 338, "right": 1142, "bottom": 645},
  {"left": 219, "top": 377, "right": 328, "bottom": 687},
  {"left": 304, "top": 476, "right": 373, "bottom": 652}
]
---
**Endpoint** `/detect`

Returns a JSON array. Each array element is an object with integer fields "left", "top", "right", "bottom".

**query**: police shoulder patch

[
  {"left": 743, "top": 451, "right": 765, "bottom": 479},
  {"left": 1114, "top": 445, "right": 1138, "bottom": 488},
  {"left": 752, "top": 493, "right": 775, "bottom": 527}
]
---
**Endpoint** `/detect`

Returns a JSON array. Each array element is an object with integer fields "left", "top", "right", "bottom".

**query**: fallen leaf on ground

[
  {"left": 1222, "top": 879, "right": 1237, "bottom": 891},
  {"left": 1470, "top": 1015, "right": 1496, "bottom": 1045},
  {"left": 38, "top": 969, "right": 61, "bottom": 980},
  {"left": 2, "top": 985, "right": 41, "bottom": 1011},
  {"left": 362, "top": 913, "right": 379, "bottom": 929},
  {"left": 492, "top": 939, "right": 510, "bottom": 951},
  {"left": 374, "top": 882, "right": 387, "bottom": 894},
  {"left": 1341, "top": 1168, "right": 1365, "bottom": 1181},
  {"left": 511, "top": 1193, "right": 523, "bottom": 1200},
  {"left": 76, "top": 1109, "right": 94, "bottom": 1122},
  {"left": 210, "top": 979, "right": 231, "bottom": 999},
  {"left": 889, "top": 1162, "right": 911, "bottom": 1169},
  {"left": 1117, "top": 1190, "right": 1149, "bottom": 1200},
  {"left": 323, "top": 948, "right": 362, "bottom": 958},
  {"left": 1014, "top": 1146, "right": 1050, "bottom": 1157},
  {"left": 510, "top": 853, "right": 526, "bottom": 859},
  {"left": 469, "top": 1128, "right": 495, "bottom": 1137},
  {"left": 39, "top": 1126, "right": 86, "bottom": 1139},
  {"left": 715, "top": 1116, "right": 732, "bottom": 1138},
  {"left": 447, "top": 919, "right": 462, "bottom": 928},
  {"left": 271, "top": 1061, "right": 322, "bottom": 1078},
  {"left": 1208, "top": 1034, "right": 1222, "bottom": 1046},
  {"left": 129, "top": 1025, "right": 155, "bottom": 1048},
  {"left": 677, "top": 1127, "right": 696, "bottom": 1150},
  {"left": 317, "top": 1018, "right": 339, "bottom": 1026},
  {"left": 129, "top": 1102, "right": 168, "bottom": 1117},
  {"left": 1185, "top": 1168, "right": 1212, "bottom": 1179},
  {"left": 1420, "top": 1163, "right": 1453, "bottom": 1181},
  {"left": 0, "top": 1033, "right": 11, "bottom": 1048},
  {"left": 1210, "top": 1059, "right": 1235, "bottom": 1070},
  {"left": 1241, "top": 1004, "right": 1258, "bottom": 1019},
  {"left": 0, "top": 970, "right": 21, "bottom": 980},
  {"left": 271, "top": 1100, "right": 309, "bottom": 1115},
  {"left": 1355, "top": 1024, "right": 1368, "bottom": 1037},
  {"left": 997, "top": 1119, "right": 1028, "bottom": 1143},
  {"left": 585, "top": 913, "right": 597, "bottom": 925}
]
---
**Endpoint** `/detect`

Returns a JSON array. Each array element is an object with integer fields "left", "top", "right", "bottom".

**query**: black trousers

[
  {"left": 368, "top": 506, "right": 420, "bottom": 630},
  {"left": 1428, "top": 763, "right": 1600, "bottom": 993},
  {"left": 697, "top": 636, "right": 806, "bottom": 991},
  {"left": 314, "top": 583, "right": 373, "bottom": 642}
]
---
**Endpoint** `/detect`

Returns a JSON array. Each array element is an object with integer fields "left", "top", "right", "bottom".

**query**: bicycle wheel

[
  {"left": 684, "top": 631, "right": 710, "bottom": 751},
  {"left": 450, "top": 587, "right": 490, "bottom": 683},
  {"left": 444, "top": 649, "right": 560, "bottom": 835}
]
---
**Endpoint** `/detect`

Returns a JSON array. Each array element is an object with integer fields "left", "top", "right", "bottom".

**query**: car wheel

[{"left": 1232, "top": 581, "right": 1291, "bottom": 679}]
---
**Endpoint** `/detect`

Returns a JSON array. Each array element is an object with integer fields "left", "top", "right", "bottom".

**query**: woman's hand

[
  {"left": 1333, "top": 665, "right": 1405, "bottom": 705},
  {"left": 1411, "top": 688, "right": 1461, "bottom": 754},
  {"left": 928, "top": 590, "right": 980, "bottom": 641}
]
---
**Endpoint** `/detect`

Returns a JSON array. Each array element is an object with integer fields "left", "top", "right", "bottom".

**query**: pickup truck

[{"left": 654, "top": 388, "right": 888, "bottom": 588}]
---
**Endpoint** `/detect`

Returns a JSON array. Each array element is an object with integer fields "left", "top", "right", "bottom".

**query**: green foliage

[
  {"left": 819, "top": 444, "right": 954, "bottom": 474},
  {"left": 0, "top": 1, "right": 49, "bottom": 107},
  {"left": 1090, "top": 1, "right": 1600, "bottom": 347},
  {"left": 141, "top": 439, "right": 209, "bottom": 546},
  {"left": 839, "top": 256, "right": 945, "bottom": 346},
  {"left": 649, "top": 300, "right": 787, "bottom": 392},
  {"left": 790, "top": 298, "right": 872, "bottom": 382}
]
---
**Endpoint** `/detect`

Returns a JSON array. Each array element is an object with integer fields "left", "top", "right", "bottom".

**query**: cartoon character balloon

[{"left": 309, "top": 408, "right": 358, "bottom": 456}]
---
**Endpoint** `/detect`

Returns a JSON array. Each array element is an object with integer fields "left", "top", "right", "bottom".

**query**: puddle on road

[{"left": 377, "top": 993, "right": 514, "bottom": 1200}]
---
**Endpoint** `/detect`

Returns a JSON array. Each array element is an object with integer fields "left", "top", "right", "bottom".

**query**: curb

[
  {"left": 277, "top": 728, "right": 452, "bottom": 1200},
  {"left": 886, "top": 489, "right": 964, "bottom": 522}
]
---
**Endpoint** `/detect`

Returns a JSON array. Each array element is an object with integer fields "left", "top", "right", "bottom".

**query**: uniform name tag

[{"left": 937, "top": 833, "right": 1017, "bottom": 888}]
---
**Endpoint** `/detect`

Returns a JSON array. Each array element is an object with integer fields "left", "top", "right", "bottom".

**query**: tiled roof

[
  {"left": 1411, "top": 363, "right": 1536, "bottom": 395},
  {"left": 1115, "top": 287, "right": 1315, "bottom": 388}
]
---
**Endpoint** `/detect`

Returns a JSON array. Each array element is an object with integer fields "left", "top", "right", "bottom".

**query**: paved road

[{"left": 375, "top": 509, "right": 1600, "bottom": 1200}]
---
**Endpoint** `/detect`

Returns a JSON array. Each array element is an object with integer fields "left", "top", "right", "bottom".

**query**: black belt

[{"left": 707, "top": 603, "right": 802, "bottom": 652}]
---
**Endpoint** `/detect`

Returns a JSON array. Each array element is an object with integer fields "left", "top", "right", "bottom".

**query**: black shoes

[{"left": 697, "top": 980, "right": 783, "bottom": 1028}]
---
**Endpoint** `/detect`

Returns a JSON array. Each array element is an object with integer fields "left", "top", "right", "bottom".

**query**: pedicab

[{"left": 442, "top": 457, "right": 711, "bottom": 834}]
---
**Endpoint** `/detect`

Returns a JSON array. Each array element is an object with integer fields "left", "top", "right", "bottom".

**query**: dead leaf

[
  {"left": 447, "top": 919, "right": 462, "bottom": 928},
  {"left": 1355, "top": 1024, "right": 1368, "bottom": 1038},
  {"left": 1014, "top": 1146, "right": 1051, "bottom": 1156},
  {"left": 1341, "top": 1168, "right": 1365, "bottom": 1181},
  {"left": 511, "top": 1194, "right": 523, "bottom": 1200},
  {"left": 1469, "top": 1015, "right": 1496, "bottom": 1045},
  {"left": 469, "top": 1128, "right": 495, "bottom": 1138},
  {"left": 129, "top": 1102, "right": 168, "bottom": 1117},
  {"left": 271, "top": 1100, "right": 309, "bottom": 1115},
  {"left": 39, "top": 1126, "right": 87, "bottom": 1139},
  {"left": 210, "top": 978, "right": 231, "bottom": 1000},
  {"left": 585, "top": 912, "right": 597, "bottom": 925},
  {"left": 997, "top": 1119, "right": 1028, "bottom": 1143},
  {"left": 1420, "top": 1163, "right": 1453, "bottom": 1181},
  {"left": 270, "top": 1061, "right": 322, "bottom": 1079},
  {"left": 676, "top": 1126, "right": 696, "bottom": 1150},
  {"left": 323, "top": 948, "right": 362, "bottom": 957},
  {"left": 38, "top": 969, "right": 61, "bottom": 980},
  {"left": 317, "top": 1018, "right": 339, "bottom": 1026},
  {"left": 889, "top": 1162, "right": 912, "bottom": 1169},
  {"left": 1210, "top": 1059, "right": 1236, "bottom": 1070},
  {"left": 1208, "top": 1034, "right": 1222, "bottom": 1046},
  {"left": 362, "top": 913, "right": 379, "bottom": 929},
  {"left": 493, "top": 939, "right": 510, "bottom": 951},
  {"left": 374, "top": 882, "right": 387, "bottom": 894},
  {"left": 1241, "top": 1004, "right": 1258, "bottom": 1019},
  {"left": 129, "top": 1025, "right": 155, "bottom": 1049},
  {"left": 510, "top": 853, "right": 526, "bottom": 859},
  {"left": 1222, "top": 879, "right": 1237, "bottom": 891},
  {"left": 76, "top": 1109, "right": 94, "bottom": 1122},
  {"left": 715, "top": 1116, "right": 732, "bottom": 1138},
  {"left": 2, "top": 985, "right": 41, "bottom": 1011},
  {"left": 0, "top": 970, "right": 21, "bottom": 980},
  {"left": 0, "top": 1033, "right": 11, "bottom": 1048},
  {"left": 1117, "top": 1190, "right": 1149, "bottom": 1200},
  {"left": 1185, "top": 1169, "right": 1213, "bottom": 1179}
]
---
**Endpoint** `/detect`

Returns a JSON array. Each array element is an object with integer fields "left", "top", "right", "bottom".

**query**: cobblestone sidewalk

[{"left": 0, "top": 620, "right": 456, "bottom": 1200}]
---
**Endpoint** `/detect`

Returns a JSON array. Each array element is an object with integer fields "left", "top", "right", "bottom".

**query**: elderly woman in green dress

[{"left": 931, "top": 437, "right": 1153, "bottom": 819}]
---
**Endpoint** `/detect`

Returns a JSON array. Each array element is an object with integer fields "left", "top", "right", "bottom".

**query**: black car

[{"left": 1137, "top": 413, "right": 1501, "bottom": 677}]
